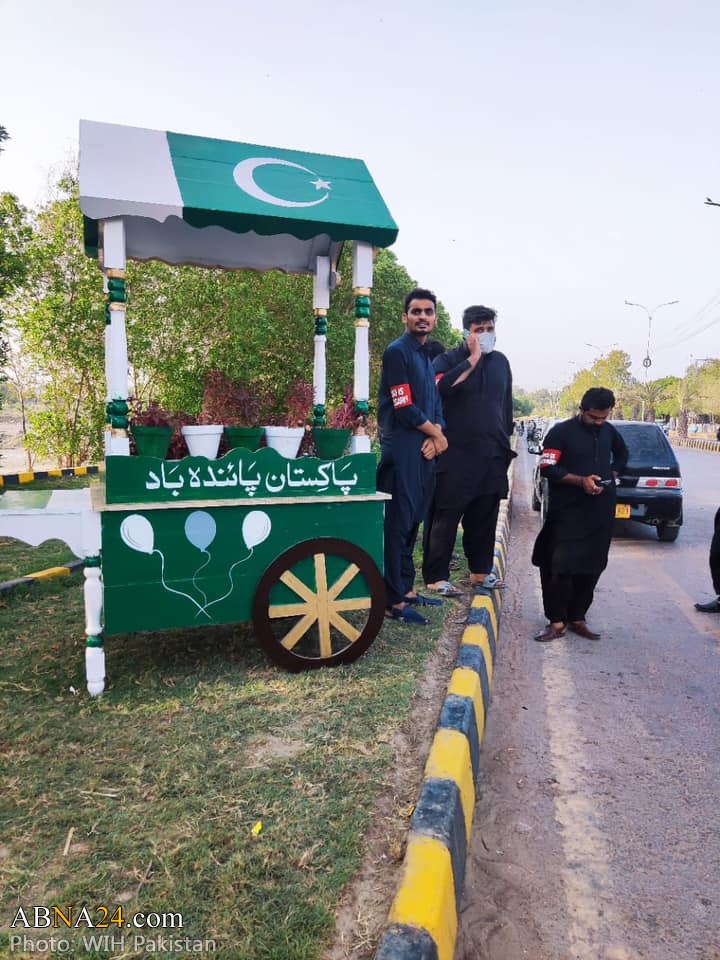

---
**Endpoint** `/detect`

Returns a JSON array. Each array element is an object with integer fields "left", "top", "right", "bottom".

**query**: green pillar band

[
  {"left": 107, "top": 277, "right": 127, "bottom": 302},
  {"left": 106, "top": 399, "right": 129, "bottom": 429},
  {"left": 312, "top": 403, "right": 327, "bottom": 427},
  {"left": 354, "top": 295, "right": 370, "bottom": 319},
  {"left": 86, "top": 635, "right": 104, "bottom": 648},
  {"left": 84, "top": 556, "right": 101, "bottom": 568},
  {"left": 354, "top": 399, "right": 369, "bottom": 426},
  {"left": 314, "top": 316, "right": 328, "bottom": 336}
]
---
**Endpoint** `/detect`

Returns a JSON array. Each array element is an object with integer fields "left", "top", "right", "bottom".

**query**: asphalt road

[{"left": 455, "top": 443, "right": 720, "bottom": 960}]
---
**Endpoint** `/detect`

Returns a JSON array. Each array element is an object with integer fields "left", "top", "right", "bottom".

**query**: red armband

[
  {"left": 540, "top": 448, "right": 561, "bottom": 467},
  {"left": 391, "top": 383, "right": 413, "bottom": 408}
]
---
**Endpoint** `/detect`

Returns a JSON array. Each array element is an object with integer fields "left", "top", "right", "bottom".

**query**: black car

[
  {"left": 530, "top": 419, "right": 683, "bottom": 542},
  {"left": 611, "top": 420, "right": 683, "bottom": 541}
]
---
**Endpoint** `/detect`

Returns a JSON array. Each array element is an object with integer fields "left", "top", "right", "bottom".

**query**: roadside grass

[{"left": 0, "top": 502, "right": 456, "bottom": 959}]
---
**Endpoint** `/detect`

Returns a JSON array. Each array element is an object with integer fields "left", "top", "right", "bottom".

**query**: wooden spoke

[{"left": 252, "top": 538, "right": 386, "bottom": 671}]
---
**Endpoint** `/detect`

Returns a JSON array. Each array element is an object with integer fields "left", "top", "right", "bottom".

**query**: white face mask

[{"left": 478, "top": 331, "right": 496, "bottom": 354}]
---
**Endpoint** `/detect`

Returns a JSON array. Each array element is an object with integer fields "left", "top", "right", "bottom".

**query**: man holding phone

[{"left": 531, "top": 387, "right": 628, "bottom": 642}]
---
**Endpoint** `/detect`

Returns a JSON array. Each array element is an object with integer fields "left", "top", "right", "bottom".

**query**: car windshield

[{"left": 612, "top": 423, "right": 675, "bottom": 466}]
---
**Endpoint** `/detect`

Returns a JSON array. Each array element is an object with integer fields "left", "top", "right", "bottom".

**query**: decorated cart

[{"left": 2, "top": 119, "right": 398, "bottom": 695}]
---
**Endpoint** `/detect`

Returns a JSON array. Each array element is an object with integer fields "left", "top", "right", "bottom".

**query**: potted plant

[
  {"left": 180, "top": 370, "right": 227, "bottom": 459},
  {"left": 128, "top": 399, "right": 177, "bottom": 459},
  {"left": 263, "top": 378, "right": 313, "bottom": 458},
  {"left": 223, "top": 376, "right": 267, "bottom": 452},
  {"left": 312, "top": 385, "right": 355, "bottom": 459}
]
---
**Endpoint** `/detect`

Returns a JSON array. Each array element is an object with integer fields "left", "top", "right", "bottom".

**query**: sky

[{"left": 2, "top": 0, "right": 719, "bottom": 391}]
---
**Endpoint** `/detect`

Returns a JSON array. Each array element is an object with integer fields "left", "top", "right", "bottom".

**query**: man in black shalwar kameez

[
  {"left": 422, "top": 305, "right": 516, "bottom": 595},
  {"left": 531, "top": 387, "right": 628, "bottom": 642}
]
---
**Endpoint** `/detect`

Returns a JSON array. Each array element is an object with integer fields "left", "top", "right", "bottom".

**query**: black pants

[
  {"left": 422, "top": 492, "right": 501, "bottom": 584},
  {"left": 377, "top": 452, "right": 435, "bottom": 608},
  {"left": 539, "top": 566, "right": 600, "bottom": 624},
  {"left": 710, "top": 507, "right": 720, "bottom": 595}
]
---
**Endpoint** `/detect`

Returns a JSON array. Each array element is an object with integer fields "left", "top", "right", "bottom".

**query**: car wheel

[
  {"left": 540, "top": 487, "right": 549, "bottom": 525},
  {"left": 657, "top": 522, "right": 680, "bottom": 543}
]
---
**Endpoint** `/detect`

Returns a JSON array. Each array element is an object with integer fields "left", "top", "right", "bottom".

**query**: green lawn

[{"left": 0, "top": 481, "right": 458, "bottom": 960}]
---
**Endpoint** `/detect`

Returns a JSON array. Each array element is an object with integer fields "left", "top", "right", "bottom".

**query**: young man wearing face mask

[{"left": 422, "top": 305, "right": 516, "bottom": 596}]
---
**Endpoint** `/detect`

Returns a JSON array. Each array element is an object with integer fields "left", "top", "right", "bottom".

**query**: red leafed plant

[
  {"left": 129, "top": 399, "right": 177, "bottom": 428},
  {"left": 197, "top": 370, "right": 271, "bottom": 426},
  {"left": 326, "top": 385, "right": 357, "bottom": 430}
]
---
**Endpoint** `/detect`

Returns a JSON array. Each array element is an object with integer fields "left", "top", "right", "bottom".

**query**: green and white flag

[{"left": 79, "top": 120, "right": 398, "bottom": 271}]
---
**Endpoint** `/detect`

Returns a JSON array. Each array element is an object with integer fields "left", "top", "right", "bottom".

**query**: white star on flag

[{"left": 311, "top": 178, "right": 332, "bottom": 191}]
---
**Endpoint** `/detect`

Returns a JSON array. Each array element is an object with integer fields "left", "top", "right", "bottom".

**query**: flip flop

[
  {"left": 405, "top": 593, "right": 443, "bottom": 607},
  {"left": 473, "top": 573, "right": 506, "bottom": 591},
  {"left": 427, "top": 580, "right": 464, "bottom": 598},
  {"left": 385, "top": 606, "right": 430, "bottom": 625}
]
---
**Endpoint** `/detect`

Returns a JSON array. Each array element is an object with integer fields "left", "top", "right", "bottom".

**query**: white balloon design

[
  {"left": 120, "top": 514, "right": 155, "bottom": 555},
  {"left": 242, "top": 511, "right": 271, "bottom": 549},
  {"left": 185, "top": 511, "right": 216, "bottom": 551}
]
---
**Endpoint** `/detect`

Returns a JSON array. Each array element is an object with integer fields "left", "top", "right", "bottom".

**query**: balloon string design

[
  {"left": 155, "top": 549, "right": 212, "bottom": 620},
  {"left": 192, "top": 550, "right": 212, "bottom": 606},
  {"left": 201, "top": 549, "right": 254, "bottom": 615}
]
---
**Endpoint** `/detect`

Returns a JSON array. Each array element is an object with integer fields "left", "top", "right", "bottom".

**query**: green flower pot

[
  {"left": 224, "top": 426, "right": 264, "bottom": 451},
  {"left": 131, "top": 425, "right": 173, "bottom": 459},
  {"left": 312, "top": 427, "right": 351, "bottom": 459}
]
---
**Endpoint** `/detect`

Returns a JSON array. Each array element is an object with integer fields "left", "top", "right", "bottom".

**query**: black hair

[
  {"left": 462, "top": 304, "right": 496, "bottom": 330},
  {"left": 404, "top": 288, "right": 437, "bottom": 313},
  {"left": 580, "top": 387, "right": 616, "bottom": 411}
]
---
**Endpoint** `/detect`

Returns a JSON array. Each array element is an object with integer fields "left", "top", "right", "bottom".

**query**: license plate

[{"left": 615, "top": 503, "right": 631, "bottom": 519}]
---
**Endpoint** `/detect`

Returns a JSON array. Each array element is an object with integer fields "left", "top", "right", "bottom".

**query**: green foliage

[
  {"left": 513, "top": 393, "right": 533, "bottom": 416},
  {"left": 0, "top": 546, "right": 449, "bottom": 959},
  {"left": 2, "top": 199, "right": 457, "bottom": 465},
  {"left": 4, "top": 179, "right": 106, "bottom": 465},
  {"left": 0, "top": 193, "right": 33, "bottom": 395}
]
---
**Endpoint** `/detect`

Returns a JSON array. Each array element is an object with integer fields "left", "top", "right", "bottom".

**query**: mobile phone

[{"left": 598, "top": 479, "right": 614, "bottom": 486}]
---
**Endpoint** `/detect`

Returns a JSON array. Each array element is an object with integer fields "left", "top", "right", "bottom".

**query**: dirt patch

[
  {"left": 0, "top": 411, "right": 57, "bottom": 474},
  {"left": 323, "top": 610, "right": 469, "bottom": 960}
]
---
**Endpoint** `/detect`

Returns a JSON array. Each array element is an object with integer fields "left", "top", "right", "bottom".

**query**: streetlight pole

[{"left": 624, "top": 299, "right": 679, "bottom": 420}]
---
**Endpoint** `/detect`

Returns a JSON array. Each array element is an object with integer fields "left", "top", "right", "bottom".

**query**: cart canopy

[{"left": 79, "top": 119, "right": 398, "bottom": 273}]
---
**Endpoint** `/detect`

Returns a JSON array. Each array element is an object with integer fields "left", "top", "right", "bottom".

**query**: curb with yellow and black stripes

[
  {"left": 0, "top": 465, "right": 99, "bottom": 488},
  {"left": 0, "top": 466, "right": 98, "bottom": 591},
  {"left": 374, "top": 468, "right": 513, "bottom": 960},
  {"left": 0, "top": 559, "right": 84, "bottom": 593}
]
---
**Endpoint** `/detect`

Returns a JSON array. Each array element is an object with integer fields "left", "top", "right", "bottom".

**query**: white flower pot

[
  {"left": 263, "top": 426, "right": 304, "bottom": 459},
  {"left": 181, "top": 424, "right": 223, "bottom": 459}
]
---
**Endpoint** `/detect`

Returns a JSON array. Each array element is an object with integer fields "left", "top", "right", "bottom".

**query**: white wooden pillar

[
  {"left": 312, "top": 256, "right": 331, "bottom": 425},
  {"left": 351, "top": 241, "right": 374, "bottom": 453},
  {"left": 101, "top": 219, "right": 130, "bottom": 456}
]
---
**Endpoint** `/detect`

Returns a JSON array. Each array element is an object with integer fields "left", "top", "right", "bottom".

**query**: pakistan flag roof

[{"left": 79, "top": 120, "right": 398, "bottom": 273}]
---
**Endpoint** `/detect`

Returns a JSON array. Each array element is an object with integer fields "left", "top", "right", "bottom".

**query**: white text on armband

[
  {"left": 391, "top": 383, "right": 413, "bottom": 408},
  {"left": 540, "top": 448, "right": 562, "bottom": 467}
]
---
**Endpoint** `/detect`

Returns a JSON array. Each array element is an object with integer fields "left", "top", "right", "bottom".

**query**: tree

[
  {"left": 675, "top": 367, "right": 702, "bottom": 438},
  {"left": 4, "top": 176, "right": 106, "bottom": 465},
  {"left": 624, "top": 379, "right": 670, "bottom": 422},
  {"left": 695, "top": 359, "right": 720, "bottom": 420},
  {"left": 0, "top": 192, "right": 33, "bottom": 406},
  {"left": 3, "top": 172, "right": 461, "bottom": 464}
]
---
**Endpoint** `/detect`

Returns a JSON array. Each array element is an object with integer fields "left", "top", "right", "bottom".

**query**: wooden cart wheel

[{"left": 252, "top": 538, "right": 386, "bottom": 671}]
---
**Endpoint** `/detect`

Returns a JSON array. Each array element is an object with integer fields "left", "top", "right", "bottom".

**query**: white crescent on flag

[{"left": 233, "top": 158, "right": 330, "bottom": 208}]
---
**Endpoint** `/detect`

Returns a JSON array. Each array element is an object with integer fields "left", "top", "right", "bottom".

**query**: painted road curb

[
  {"left": 0, "top": 559, "right": 84, "bottom": 593},
  {"left": 670, "top": 436, "right": 720, "bottom": 453},
  {"left": 0, "top": 465, "right": 99, "bottom": 487},
  {"left": 374, "top": 468, "right": 513, "bottom": 960}
]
